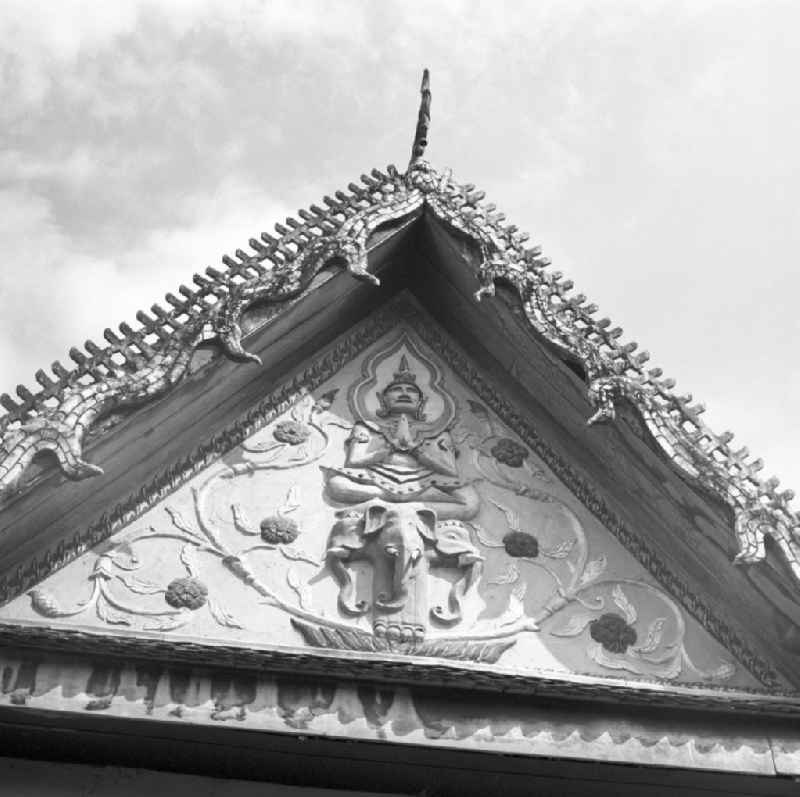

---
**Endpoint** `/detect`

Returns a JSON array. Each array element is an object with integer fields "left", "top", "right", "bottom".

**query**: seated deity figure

[{"left": 323, "top": 356, "right": 479, "bottom": 521}]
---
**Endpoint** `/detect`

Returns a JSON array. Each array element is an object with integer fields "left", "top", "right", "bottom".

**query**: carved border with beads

[{"left": 0, "top": 623, "right": 798, "bottom": 717}]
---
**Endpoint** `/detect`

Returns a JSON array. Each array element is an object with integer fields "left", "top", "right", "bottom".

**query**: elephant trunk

[
  {"left": 327, "top": 548, "right": 369, "bottom": 616},
  {"left": 376, "top": 537, "right": 422, "bottom": 611},
  {"left": 431, "top": 559, "right": 482, "bottom": 626}
]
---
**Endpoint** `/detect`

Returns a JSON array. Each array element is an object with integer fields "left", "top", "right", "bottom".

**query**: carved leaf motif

[
  {"left": 700, "top": 660, "right": 736, "bottom": 681},
  {"left": 587, "top": 640, "right": 637, "bottom": 673},
  {"left": 523, "top": 461, "right": 552, "bottom": 484},
  {"left": 550, "top": 613, "right": 595, "bottom": 637},
  {"left": 542, "top": 538, "right": 576, "bottom": 559},
  {"left": 92, "top": 556, "right": 114, "bottom": 580},
  {"left": 680, "top": 650, "right": 736, "bottom": 681},
  {"left": 415, "top": 638, "right": 517, "bottom": 664},
  {"left": 578, "top": 555, "right": 607, "bottom": 587},
  {"left": 166, "top": 506, "right": 199, "bottom": 538},
  {"left": 143, "top": 612, "right": 190, "bottom": 632},
  {"left": 633, "top": 616, "right": 666, "bottom": 654},
  {"left": 108, "top": 542, "right": 139, "bottom": 570},
  {"left": 590, "top": 640, "right": 682, "bottom": 680},
  {"left": 612, "top": 584, "right": 638, "bottom": 625},
  {"left": 313, "top": 388, "right": 339, "bottom": 413},
  {"left": 489, "top": 562, "right": 520, "bottom": 585},
  {"left": 286, "top": 569, "right": 312, "bottom": 610},
  {"left": 95, "top": 597, "right": 131, "bottom": 626},
  {"left": 290, "top": 445, "right": 308, "bottom": 461},
  {"left": 637, "top": 642, "right": 679, "bottom": 664},
  {"left": 180, "top": 544, "right": 198, "bottom": 576},
  {"left": 515, "top": 485, "right": 557, "bottom": 503},
  {"left": 29, "top": 588, "right": 76, "bottom": 618},
  {"left": 470, "top": 523, "right": 504, "bottom": 548},
  {"left": 231, "top": 503, "right": 259, "bottom": 535},
  {"left": 241, "top": 439, "right": 283, "bottom": 455},
  {"left": 500, "top": 579, "right": 527, "bottom": 627},
  {"left": 207, "top": 598, "right": 242, "bottom": 629},
  {"left": 279, "top": 486, "right": 300, "bottom": 515},
  {"left": 117, "top": 574, "right": 164, "bottom": 595},
  {"left": 490, "top": 499, "right": 520, "bottom": 532},
  {"left": 467, "top": 401, "right": 489, "bottom": 420},
  {"left": 290, "top": 394, "right": 314, "bottom": 423},
  {"left": 280, "top": 546, "right": 320, "bottom": 567},
  {"left": 650, "top": 655, "right": 683, "bottom": 681},
  {"left": 291, "top": 619, "right": 516, "bottom": 664},
  {"left": 324, "top": 416, "right": 354, "bottom": 431},
  {"left": 291, "top": 620, "right": 391, "bottom": 653}
]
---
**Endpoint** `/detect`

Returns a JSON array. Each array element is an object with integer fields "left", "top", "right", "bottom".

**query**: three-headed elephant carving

[{"left": 325, "top": 500, "right": 483, "bottom": 642}]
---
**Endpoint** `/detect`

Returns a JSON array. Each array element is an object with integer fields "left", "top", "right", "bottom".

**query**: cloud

[
  {"left": 0, "top": 0, "right": 369, "bottom": 115},
  {"left": 0, "top": 147, "right": 99, "bottom": 186},
  {"left": 0, "top": 177, "right": 294, "bottom": 391}
]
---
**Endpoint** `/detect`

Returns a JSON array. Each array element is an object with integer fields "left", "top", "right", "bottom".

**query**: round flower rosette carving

[
  {"left": 502, "top": 529, "right": 540, "bottom": 559},
  {"left": 260, "top": 515, "right": 301, "bottom": 545},
  {"left": 272, "top": 420, "right": 311, "bottom": 446},
  {"left": 165, "top": 576, "right": 208, "bottom": 610},
  {"left": 490, "top": 438, "right": 529, "bottom": 469},
  {"left": 548, "top": 580, "right": 734, "bottom": 682},
  {"left": 465, "top": 401, "right": 550, "bottom": 491},
  {"left": 472, "top": 492, "right": 588, "bottom": 639},
  {"left": 589, "top": 612, "right": 637, "bottom": 654},
  {"left": 548, "top": 581, "right": 678, "bottom": 677},
  {"left": 238, "top": 393, "right": 330, "bottom": 469}
]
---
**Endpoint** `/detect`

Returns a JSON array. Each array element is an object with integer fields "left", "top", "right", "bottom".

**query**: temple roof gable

[{"left": 1, "top": 71, "right": 799, "bottom": 699}]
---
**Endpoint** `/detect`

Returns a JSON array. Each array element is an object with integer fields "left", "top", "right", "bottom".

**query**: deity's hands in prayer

[{"left": 323, "top": 356, "right": 479, "bottom": 521}]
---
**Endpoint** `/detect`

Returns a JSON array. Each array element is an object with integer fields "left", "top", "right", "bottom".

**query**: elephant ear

[
  {"left": 327, "top": 513, "right": 364, "bottom": 551},
  {"left": 415, "top": 508, "right": 437, "bottom": 542},
  {"left": 434, "top": 522, "right": 476, "bottom": 556},
  {"left": 363, "top": 502, "right": 388, "bottom": 536}
]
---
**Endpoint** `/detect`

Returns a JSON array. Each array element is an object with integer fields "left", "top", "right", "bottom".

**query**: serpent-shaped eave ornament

[
  {"left": 467, "top": 213, "right": 800, "bottom": 581},
  {"left": 1, "top": 72, "right": 798, "bottom": 592}
]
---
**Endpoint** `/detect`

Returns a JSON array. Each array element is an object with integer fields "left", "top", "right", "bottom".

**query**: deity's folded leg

[
  {"left": 324, "top": 473, "right": 385, "bottom": 504},
  {"left": 428, "top": 484, "right": 481, "bottom": 521}
]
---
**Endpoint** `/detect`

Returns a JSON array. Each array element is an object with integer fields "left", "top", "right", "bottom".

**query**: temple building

[{"left": 0, "top": 72, "right": 799, "bottom": 796}]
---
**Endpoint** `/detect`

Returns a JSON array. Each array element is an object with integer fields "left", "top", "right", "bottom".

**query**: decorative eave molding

[
  {"left": 2, "top": 622, "right": 800, "bottom": 717},
  {"left": 1, "top": 72, "right": 798, "bottom": 589}
]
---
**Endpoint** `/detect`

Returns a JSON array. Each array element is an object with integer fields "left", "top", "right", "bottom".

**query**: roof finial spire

[{"left": 409, "top": 68, "right": 431, "bottom": 166}]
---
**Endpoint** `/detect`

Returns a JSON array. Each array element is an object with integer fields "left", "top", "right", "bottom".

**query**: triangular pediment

[{"left": 0, "top": 301, "right": 764, "bottom": 691}]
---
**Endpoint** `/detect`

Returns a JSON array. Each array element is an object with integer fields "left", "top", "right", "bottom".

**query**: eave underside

[{"left": 0, "top": 646, "right": 799, "bottom": 791}]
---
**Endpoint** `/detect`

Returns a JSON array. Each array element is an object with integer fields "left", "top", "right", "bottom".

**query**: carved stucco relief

[{"left": 0, "top": 325, "right": 757, "bottom": 688}]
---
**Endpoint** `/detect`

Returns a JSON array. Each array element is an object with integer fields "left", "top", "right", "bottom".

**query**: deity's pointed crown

[{"left": 384, "top": 355, "right": 418, "bottom": 391}]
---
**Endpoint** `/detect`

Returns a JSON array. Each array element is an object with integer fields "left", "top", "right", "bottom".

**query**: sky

[{"left": 0, "top": 0, "right": 798, "bottom": 498}]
